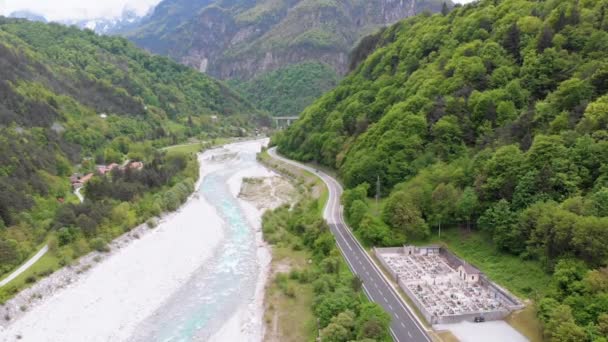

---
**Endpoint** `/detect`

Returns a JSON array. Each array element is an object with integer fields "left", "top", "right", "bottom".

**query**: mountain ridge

[{"left": 276, "top": 0, "right": 608, "bottom": 339}]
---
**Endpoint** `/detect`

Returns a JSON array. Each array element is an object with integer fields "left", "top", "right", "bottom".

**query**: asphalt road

[{"left": 268, "top": 147, "right": 431, "bottom": 342}]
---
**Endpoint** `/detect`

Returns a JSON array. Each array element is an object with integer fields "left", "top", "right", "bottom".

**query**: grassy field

[
  {"left": 264, "top": 246, "right": 317, "bottom": 341},
  {"left": 506, "top": 303, "right": 544, "bottom": 342},
  {"left": 162, "top": 137, "right": 236, "bottom": 156},
  {"left": 427, "top": 229, "right": 550, "bottom": 299},
  {"left": 0, "top": 249, "right": 61, "bottom": 303}
]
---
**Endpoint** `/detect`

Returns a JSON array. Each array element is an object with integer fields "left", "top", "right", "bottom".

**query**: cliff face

[{"left": 127, "top": 0, "right": 448, "bottom": 80}]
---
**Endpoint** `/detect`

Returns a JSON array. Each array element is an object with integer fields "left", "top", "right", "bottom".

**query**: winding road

[{"left": 268, "top": 147, "right": 431, "bottom": 342}]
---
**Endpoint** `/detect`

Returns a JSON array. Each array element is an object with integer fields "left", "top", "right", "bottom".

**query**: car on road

[{"left": 474, "top": 316, "right": 485, "bottom": 323}]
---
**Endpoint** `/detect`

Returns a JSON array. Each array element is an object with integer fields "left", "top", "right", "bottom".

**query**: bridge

[{"left": 273, "top": 116, "right": 299, "bottom": 129}]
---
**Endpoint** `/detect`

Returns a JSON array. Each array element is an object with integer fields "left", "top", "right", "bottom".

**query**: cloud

[{"left": 0, "top": 0, "right": 162, "bottom": 21}]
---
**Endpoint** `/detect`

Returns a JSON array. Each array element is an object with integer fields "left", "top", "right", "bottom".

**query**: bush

[
  {"left": 146, "top": 218, "right": 158, "bottom": 229},
  {"left": 89, "top": 237, "right": 109, "bottom": 252}
]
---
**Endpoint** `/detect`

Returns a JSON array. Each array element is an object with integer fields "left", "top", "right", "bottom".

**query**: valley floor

[{"left": 0, "top": 139, "right": 289, "bottom": 342}]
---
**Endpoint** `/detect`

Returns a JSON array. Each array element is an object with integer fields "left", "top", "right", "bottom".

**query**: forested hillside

[
  {"left": 0, "top": 18, "right": 261, "bottom": 295},
  {"left": 125, "top": 0, "right": 448, "bottom": 115},
  {"left": 275, "top": 0, "right": 608, "bottom": 340},
  {"left": 228, "top": 62, "right": 339, "bottom": 116}
]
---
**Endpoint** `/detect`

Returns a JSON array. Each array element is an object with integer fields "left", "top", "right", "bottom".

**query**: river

[
  {"left": 0, "top": 139, "right": 272, "bottom": 342},
  {"left": 130, "top": 140, "right": 270, "bottom": 341}
]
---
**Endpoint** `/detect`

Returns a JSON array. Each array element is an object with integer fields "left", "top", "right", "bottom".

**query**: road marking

[
  {"left": 388, "top": 304, "right": 393, "bottom": 310},
  {"left": 408, "top": 331, "right": 413, "bottom": 338},
  {"left": 401, "top": 322, "right": 406, "bottom": 328},
  {"left": 383, "top": 296, "right": 388, "bottom": 303},
  {"left": 268, "top": 148, "right": 431, "bottom": 342}
]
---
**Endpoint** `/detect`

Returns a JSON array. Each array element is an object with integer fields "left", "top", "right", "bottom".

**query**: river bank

[
  {"left": 210, "top": 157, "right": 296, "bottom": 342},
  {"left": 0, "top": 149, "right": 225, "bottom": 341},
  {"left": 0, "top": 139, "right": 290, "bottom": 342}
]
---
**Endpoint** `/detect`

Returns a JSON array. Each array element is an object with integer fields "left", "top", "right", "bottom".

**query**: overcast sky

[
  {"left": 0, "top": 0, "right": 162, "bottom": 21},
  {"left": 0, "top": 0, "right": 478, "bottom": 22}
]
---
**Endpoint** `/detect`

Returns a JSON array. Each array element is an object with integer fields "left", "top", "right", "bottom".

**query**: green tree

[
  {"left": 320, "top": 322, "right": 349, "bottom": 342},
  {"left": 503, "top": 23, "right": 521, "bottom": 64},
  {"left": 356, "top": 303, "right": 391, "bottom": 340},
  {"left": 441, "top": 2, "right": 449, "bottom": 16},
  {"left": 430, "top": 183, "right": 459, "bottom": 238},
  {"left": 348, "top": 200, "right": 368, "bottom": 229},
  {"left": 478, "top": 200, "right": 519, "bottom": 252},
  {"left": 358, "top": 214, "right": 390, "bottom": 246},
  {"left": 456, "top": 187, "right": 479, "bottom": 231},
  {"left": 382, "top": 191, "right": 429, "bottom": 241},
  {"left": 432, "top": 116, "right": 465, "bottom": 161}
]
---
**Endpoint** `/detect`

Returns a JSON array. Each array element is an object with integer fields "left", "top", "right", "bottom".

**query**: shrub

[{"left": 89, "top": 237, "right": 109, "bottom": 252}]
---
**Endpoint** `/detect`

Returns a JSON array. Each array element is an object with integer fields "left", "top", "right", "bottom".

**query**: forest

[
  {"left": 229, "top": 62, "right": 339, "bottom": 117},
  {"left": 275, "top": 0, "right": 608, "bottom": 340},
  {"left": 0, "top": 17, "right": 260, "bottom": 296}
]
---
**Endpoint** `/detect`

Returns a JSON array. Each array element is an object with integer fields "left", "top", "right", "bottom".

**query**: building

[
  {"left": 97, "top": 163, "right": 119, "bottom": 175},
  {"left": 458, "top": 264, "right": 481, "bottom": 283},
  {"left": 70, "top": 173, "right": 94, "bottom": 189},
  {"left": 128, "top": 161, "right": 144, "bottom": 170}
]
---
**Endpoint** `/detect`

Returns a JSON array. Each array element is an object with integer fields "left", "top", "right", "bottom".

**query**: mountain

[
  {"left": 8, "top": 11, "right": 47, "bottom": 23},
  {"left": 0, "top": 17, "right": 261, "bottom": 280},
  {"left": 62, "top": 9, "right": 147, "bottom": 35},
  {"left": 125, "top": 0, "right": 449, "bottom": 115},
  {"left": 9, "top": 8, "right": 148, "bottom": 35},
  {"left": 275, "top": 0, "right": 608, "bottom": 340}
]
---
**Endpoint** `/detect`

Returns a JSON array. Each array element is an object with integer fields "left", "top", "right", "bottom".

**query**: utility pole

[{"left": 375, "top": 175, "right": 381, "bottom": 212}]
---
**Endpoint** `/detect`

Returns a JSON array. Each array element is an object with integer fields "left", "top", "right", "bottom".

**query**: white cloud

[{"left": 0, "top": 0, "right": 162, "bottom": 21}]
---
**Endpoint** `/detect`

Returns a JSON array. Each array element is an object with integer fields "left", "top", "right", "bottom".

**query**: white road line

[{"left": 268, "top": 148, "right": 431, "bottom": 342}]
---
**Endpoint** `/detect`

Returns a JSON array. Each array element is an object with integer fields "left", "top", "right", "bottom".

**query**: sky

[
  {"left": 0, "top": 0, "right": 478, "bottom": 22},
  {"left": 0, "top": 0, "right": 162, "bottom": 21}
]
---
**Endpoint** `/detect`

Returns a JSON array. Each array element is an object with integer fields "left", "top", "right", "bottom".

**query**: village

[{"left": 69, "top": 161, "right": 144, "bottom": 189}]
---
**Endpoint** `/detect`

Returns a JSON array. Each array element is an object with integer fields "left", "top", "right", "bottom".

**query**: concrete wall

[
  {"left": 374, "top": 246, "right": 524, "bottom": 325},
  {"left": 440, "top": 248, "right": 524, "bottom": 310},
  {"left": 479, "top": 276, "right": 525, "bottom": 310},
  {"left": 399, "top": 278, "right": 436, "bottom": 324},
  {"left": 436, "top": 309, "right": 510, "bottom": 324},
  {"left": 373, "top": 247, "right": 401, "bottom": 282}
]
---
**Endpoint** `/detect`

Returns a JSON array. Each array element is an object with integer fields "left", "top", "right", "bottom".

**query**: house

[
  {"left": 70, "top": 172, "right": 94, "bottom": 189},
  {"left": 458, "top": 263, "right": 481, "bottom": 283},
  {"left": 69, "top": 173, "right": 83, "bottom": 184},
  {"left": 128, "top": 161, "right": 144, "bottom": 170},
  {"left": 97, "top": 163, "right": 119, "bottom": 175}
]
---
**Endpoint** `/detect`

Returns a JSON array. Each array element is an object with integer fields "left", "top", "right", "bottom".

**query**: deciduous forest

[{"left": 275, "top": 0, "right": 608, "bottom": 340}]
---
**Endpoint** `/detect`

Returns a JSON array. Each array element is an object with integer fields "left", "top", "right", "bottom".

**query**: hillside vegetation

[
  {"left": 275, "top": 0, "right": 608, "bottom": 340},
  {"left": 229, "top": 62, "right": 339, "bottom": 116},
  {"left": 0, "top": 18, "right": 260, "bottom": 296}
]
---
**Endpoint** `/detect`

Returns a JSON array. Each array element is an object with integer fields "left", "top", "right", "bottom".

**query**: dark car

[{"left": 474, "top": 316, "right": 485, "bottom": 323}]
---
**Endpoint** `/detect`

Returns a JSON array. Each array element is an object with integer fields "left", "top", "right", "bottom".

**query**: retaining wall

[
  {"left": 374, "top": 245, "right": 525, "bottom": 325},
  {"left": 440, "top": 248, "right": 523, "bottom": 310},
  {"left": 373, "top": 247, "right": 403, "bottom": 282}
]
